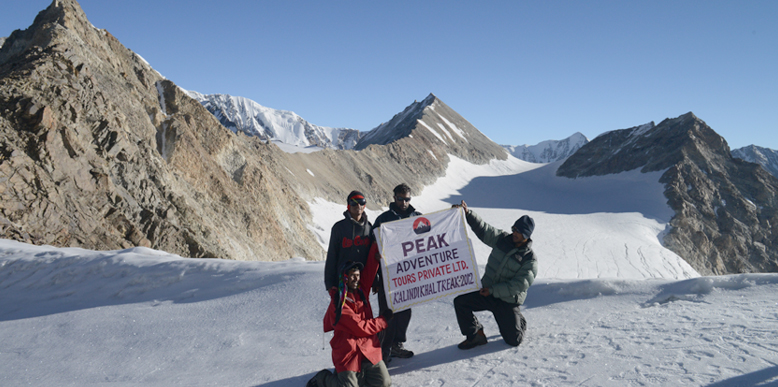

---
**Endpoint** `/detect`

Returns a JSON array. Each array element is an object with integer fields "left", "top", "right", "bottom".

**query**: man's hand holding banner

[{"left": 374, "top": 207, "right": 480, "bottom": 311}]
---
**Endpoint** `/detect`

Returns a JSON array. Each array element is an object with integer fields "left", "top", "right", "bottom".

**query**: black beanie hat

[
  {"left": 512, "top": 215, "right": 535, "bottom": 239},
  {"left": 339, "top": 260, "right": 364, "bottom": 276}
]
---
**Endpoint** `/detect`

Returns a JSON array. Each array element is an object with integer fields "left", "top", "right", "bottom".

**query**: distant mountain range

[
  {"left": 732, "top": 145, "right": 778, "bottom": 179},
  {"left": 502, "top": 132, "right": 589, "bottom": 163},
  {"left": 190, "top": 91, "right": 778, "bottom": 173},
  {"left": 184, "top": 89, "right": 778, "bottom": 182},
  {"left": 187, "top": 92, "right": 360, "bottom": 150},
  {"left": 190, "top": 91, "right": 586, "bottom": 163}
]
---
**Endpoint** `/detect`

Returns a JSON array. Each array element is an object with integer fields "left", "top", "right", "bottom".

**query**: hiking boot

[
  {"left": 306, "top": 375, "right": 318, "bottom": 387},
  {"left": 390, "top": 342, "right": 414, "bottom": 358},
  {"left": 458, "top": 329, "right": 487, "bottom": 350}
]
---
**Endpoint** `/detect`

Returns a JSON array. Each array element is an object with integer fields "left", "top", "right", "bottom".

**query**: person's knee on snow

[{"left": 450, "top": 202, "right": 538, "bottom": 350}]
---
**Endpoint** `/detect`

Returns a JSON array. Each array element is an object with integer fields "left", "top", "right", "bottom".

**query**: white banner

[{"left": 375, "top": 207, "right": 480, "bottom": 312}]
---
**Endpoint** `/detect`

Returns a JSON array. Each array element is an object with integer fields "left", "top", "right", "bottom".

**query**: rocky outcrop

[
  {"left": 557, "top": 113, "right": 778, "bottom": 275},
  {"left": 732, "top": 145, "right": 778, "bottom": 179},
  {"left": 0, "top": 0, "right": 321, "bottom": 261}
]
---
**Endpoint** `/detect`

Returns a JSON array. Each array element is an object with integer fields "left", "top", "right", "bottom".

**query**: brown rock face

[
  {"left": 557, "top": 113, "right": 778, "bottom": 275},
  {"left": 1, "top": 0, "right": 506, "bottom": 261},
  {"left": 0, "top": 0, "right": 322, "bottom": 260}
]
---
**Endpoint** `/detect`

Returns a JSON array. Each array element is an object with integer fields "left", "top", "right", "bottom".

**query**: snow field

[{"left": 2, "top": 154, "right": 777, "bottom": 386}]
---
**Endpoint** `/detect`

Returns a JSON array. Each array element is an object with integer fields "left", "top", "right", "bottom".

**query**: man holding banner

[
  {"left": 452, "top": 200, "right": 538, "bottom": 350},
  {"left": 372, "top": 183, "right": 422, "bottom": 362},
  {"left": 373, "top": 196, "right": 483, "bottom": 349},
  {"left": 308, "top": 258, "right": 393, "bottom": 387}
]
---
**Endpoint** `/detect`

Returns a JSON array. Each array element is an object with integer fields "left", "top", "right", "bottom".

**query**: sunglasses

[
  {"left": 395, "top": 196, "right": 411, "bottom": 202},
  {"left": 349, "top": 198, "right": 366, "bottom": 206}
]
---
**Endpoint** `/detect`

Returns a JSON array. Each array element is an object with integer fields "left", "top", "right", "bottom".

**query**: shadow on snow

[{"left": 442, "top": 162, "right": 672, "bottom": 222}]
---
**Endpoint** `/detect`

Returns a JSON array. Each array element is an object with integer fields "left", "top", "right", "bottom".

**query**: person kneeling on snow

[
  {"left": 451, "top": 200, "right": 538, "bottom": 350},
  {"left": 308, "top": 255, "right": 393, "bottom": 387}
]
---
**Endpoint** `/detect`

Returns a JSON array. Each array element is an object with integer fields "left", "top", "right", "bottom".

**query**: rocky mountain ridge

[
  {"left": 502, "top": 132, "right": 589, "bottom": 163},
  {"left": 275, "top": 93, "right": 509, "bottom": 215},
  {"left": 558, "top": 113, "right": 778, "bottom": 275},
  {"left": 0, "top": 0, "right": 324, "bottom": 261},
  {"left": 0, "top": 0, "right": 501, "bottom": 261},
  {"left": 191, "top": 89, "right": 590, "bottom": 163},
  {"left": 354, "top": 93, "right": 507, "bottom": 164}
]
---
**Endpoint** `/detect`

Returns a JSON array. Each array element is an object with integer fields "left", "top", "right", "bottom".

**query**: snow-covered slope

[
  {"left": 3, "top": 153, "right": 778, "bottom": 386},
  {"left": 187, "top": 91, "right": 361, "bottom": 150},
  {"left": 310, "top": 155, "right": 697, "bottom": 280},
  {"left": 502, "top": 132, "right": 589, "bottom": 163},
  {"left": 732, "top": 144, "right": 778, "bottom": 179},
  {"left": 1, "top": 238, "right": 776, "bottom": 386}
]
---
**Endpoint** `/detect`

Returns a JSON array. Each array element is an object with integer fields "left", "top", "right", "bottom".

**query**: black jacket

[
  {"left": 324, "top": 211, "right": 372, "bottom": 290},
  {"left": 372, "top": 202, "right": 422, "bottom": 309},
  {"left": 372, "top": 202, "right": 422, "bottom": 234}
]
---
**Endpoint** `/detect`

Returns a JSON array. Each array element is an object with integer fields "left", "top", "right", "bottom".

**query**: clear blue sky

[{"left": 3, "top": 0, "right": 777, "bottom": 150}]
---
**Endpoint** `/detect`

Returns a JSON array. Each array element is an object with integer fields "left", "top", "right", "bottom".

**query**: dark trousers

[
  {"left": 454, "top": 291, "right": 527, "bottom": 346},
  {"left": 377, "top": 273, "right": 412, "bottom": 358},
  {"left": 314, "top": 359, "right": 390, "bottom": 387}
]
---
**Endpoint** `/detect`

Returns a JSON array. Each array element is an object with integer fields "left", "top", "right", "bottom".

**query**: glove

[{"left": 381, "top": 309, "right": 394, "bottom": 321}]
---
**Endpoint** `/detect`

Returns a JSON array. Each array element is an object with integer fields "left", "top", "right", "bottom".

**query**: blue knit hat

[{"left": 512, "top": 215, "right": 535, "bottom": 239}]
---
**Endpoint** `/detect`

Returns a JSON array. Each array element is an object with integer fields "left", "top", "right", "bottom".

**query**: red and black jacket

[{"left": 324, "top": 211, "right": 372, "bottom": 290}]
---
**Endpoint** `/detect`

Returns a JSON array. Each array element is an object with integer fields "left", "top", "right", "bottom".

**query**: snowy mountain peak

[
  {"left": 187, "top": 91, "right": 361, "bottom": 150},
  {"left": 732, "top": 144, "right": 778, "bottom": 179},
  {"left": 355, "top": 93, "right": 438, "bottom": 146},
  {"left": 557, "top": 113, "right": 778, "bottom": 276},
  {"left": 354, "top": 93, "right": 507, "bottom": 164},
  {"left": 502, "top": 132, "right": 590, "bottom": 163}
]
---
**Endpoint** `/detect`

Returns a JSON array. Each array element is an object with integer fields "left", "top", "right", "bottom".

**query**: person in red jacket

[{"left": 308, "top": 252, "right": 393, "bottom": 387}]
